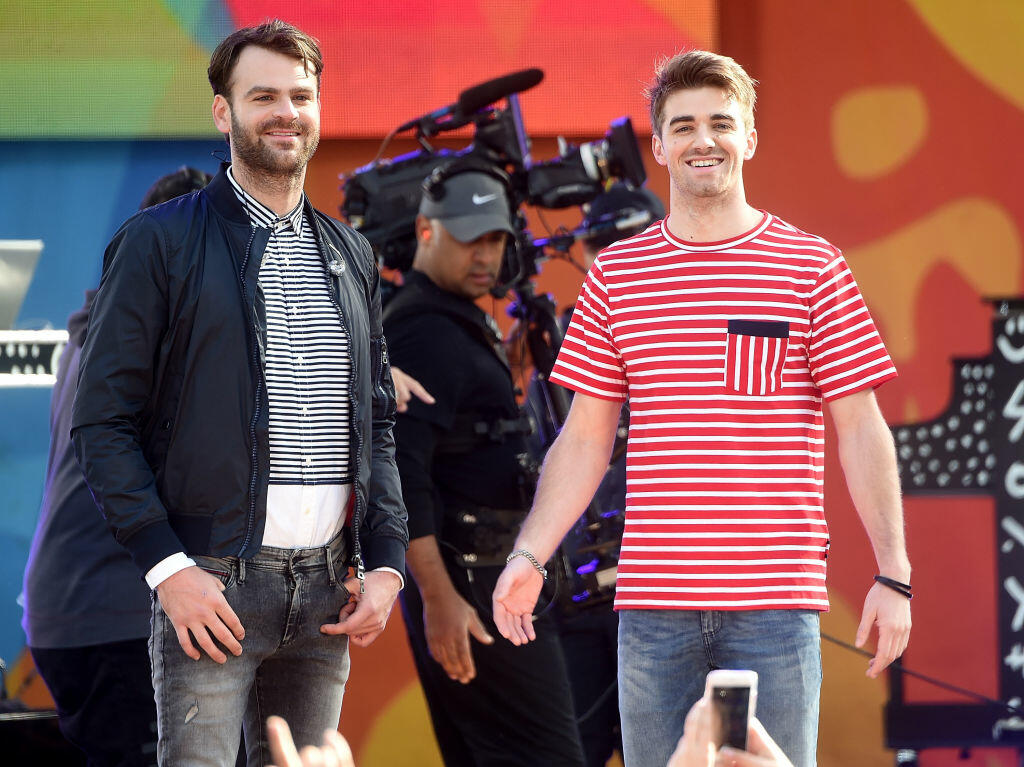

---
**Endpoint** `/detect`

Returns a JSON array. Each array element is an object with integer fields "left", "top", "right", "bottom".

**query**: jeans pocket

[
  {"left": 723, "top": 319, "right": 790, "bottom": 395},
  {"left": 336, "top": 580, "right": 352, "bottom": 605},
  {"left": 191, "top": 555, "right": 237, "bottom": 591}
]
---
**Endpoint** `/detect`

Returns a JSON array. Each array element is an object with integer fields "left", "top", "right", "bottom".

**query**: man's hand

[
  {"left": 390, "top": 366, "right": 435, "bottom": 413},
  {"left": 716, "top": 717, "right": 794, "bottom": 767},
  {"left": 267, "top": 715, "right": 354, "bottom": 767},
  {"left": 491, "top": 392, "right": 622, "bottom": 646},
  {"left": 667, "top": 697, "right": 716, "bottom": 767},
  {"left": 856, "top": 581, "right": 912, "bottom": 678},
  {"left": 491, "top": 556, "right": 543, "bottom": 646},
  {"left": 668, "top": 698, "right": 794, "bottom": 767},
  {"left": 320, "top": 570, "right": 402, "bottom": 647},
  {"left": 423, "top": 589, "right": 493, "bottom": 684},
  {"left": 155, "top": 566, "right": 245, "bottom": 663},
  {"left": 829, "top": 390, "right": 912, "bottom": 678}
]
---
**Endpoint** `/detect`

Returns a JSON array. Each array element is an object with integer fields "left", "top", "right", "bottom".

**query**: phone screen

[{"left": 711, "top": 684, "right": 750, "bottom": 751}]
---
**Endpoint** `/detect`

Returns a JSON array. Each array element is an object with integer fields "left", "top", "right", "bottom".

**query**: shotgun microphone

[
  {"left": 456, "top": 68, "right": 544, "bottom": 114},
  {"left": 394, "top": 69, "right": 545, "bottom": 136}
]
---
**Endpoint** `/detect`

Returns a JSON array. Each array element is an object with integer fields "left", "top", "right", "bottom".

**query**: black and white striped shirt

[{"left": 229, "top": 168, "right": 353, "bottom": 548}]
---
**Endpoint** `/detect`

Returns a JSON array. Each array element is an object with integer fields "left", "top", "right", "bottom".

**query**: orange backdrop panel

[{"left": 226, "top": 0, "right": 715, "bottom": 136}]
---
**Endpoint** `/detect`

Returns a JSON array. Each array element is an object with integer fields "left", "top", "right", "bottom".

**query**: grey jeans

[{"left": 149, "top": 534, "right": 352, "bottom": 767}]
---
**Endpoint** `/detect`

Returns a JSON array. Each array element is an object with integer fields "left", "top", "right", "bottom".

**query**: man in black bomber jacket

[{"left": 71, "top": 20, "right": 407, "bottom": 766}]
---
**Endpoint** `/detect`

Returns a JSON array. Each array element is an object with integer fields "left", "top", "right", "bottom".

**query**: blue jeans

[
  {"left": 618, "top": 609, "right": 821, "bottom": 767},
  {"left": 149, "top": 535, "right": 352, "bottom": 767}
]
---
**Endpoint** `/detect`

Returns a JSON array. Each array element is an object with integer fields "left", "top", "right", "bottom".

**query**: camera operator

[
  {"left": 524, "top": 182, "right": 664, "bottom": 767},
  {"left": 383, "top": 161, "right": 584, "bottom": 767}
]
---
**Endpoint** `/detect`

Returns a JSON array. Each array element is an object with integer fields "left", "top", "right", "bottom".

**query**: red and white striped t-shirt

[{"left": 549, "top": 212, "right": 897, "bottom": 611}]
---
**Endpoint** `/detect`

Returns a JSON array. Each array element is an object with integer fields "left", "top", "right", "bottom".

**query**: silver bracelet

[{"left": 506, "top": 549, "right": 547, "bottom": 580}]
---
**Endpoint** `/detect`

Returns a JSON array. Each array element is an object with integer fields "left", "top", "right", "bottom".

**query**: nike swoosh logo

[{"left": 472, "top": 193, "right": 498, "bottom": 205}]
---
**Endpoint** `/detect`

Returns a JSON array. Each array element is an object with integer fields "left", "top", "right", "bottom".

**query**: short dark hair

[
  {"left": 139, "top": 167, "right": 212, "bottom": 209},
  {"left": 647, "top": 50, "right": 757, "bottom": 136},
  {"left": 207, "top": 19, "right": 323, "bottom": 101}
]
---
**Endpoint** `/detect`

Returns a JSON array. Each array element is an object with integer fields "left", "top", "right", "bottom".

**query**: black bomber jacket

[{"left": 71, "top": 164, "right": 408, "bottom": 580}]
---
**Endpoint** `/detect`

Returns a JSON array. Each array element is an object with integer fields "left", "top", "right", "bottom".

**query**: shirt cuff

[
  {"left": 371, "top": 566, "right": 405, "bottom": 590},
  {"left": 145, "top": 552, "right": 197, "bottom": 590}
]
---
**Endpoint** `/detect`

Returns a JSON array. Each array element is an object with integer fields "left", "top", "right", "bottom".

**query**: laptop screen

[{"left": 0, "top": 240, "right": 43, "bottom": 330}]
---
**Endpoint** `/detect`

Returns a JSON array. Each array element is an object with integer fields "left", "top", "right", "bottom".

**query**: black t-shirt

[{"left": 384, "top": 270, "right": 529, "bottom": 542}]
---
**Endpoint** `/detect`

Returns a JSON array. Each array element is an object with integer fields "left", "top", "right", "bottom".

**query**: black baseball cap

[{"left": 419, "top": 171, "right": 515, "bottom": 243}]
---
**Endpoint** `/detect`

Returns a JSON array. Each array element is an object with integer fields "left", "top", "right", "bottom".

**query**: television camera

[{"left": 339, "top": 68, "right": 646, "bottom": 287}]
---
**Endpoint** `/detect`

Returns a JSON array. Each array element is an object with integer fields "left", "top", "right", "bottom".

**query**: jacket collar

[
  {"left": 204, "top": 162, "right": 252, "bottom": 226},
  {"left": 406, "top": 269, "right": 475, "bottom": 309},
  {"left": 208, "top": 161, "right": 317, "bottom": 232},
  {"left": 226, "top": 166, "right": 305, "bottom": 233}
]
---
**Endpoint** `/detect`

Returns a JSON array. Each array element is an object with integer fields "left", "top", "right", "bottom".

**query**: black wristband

[
  {"left": 875, "top": 575, "right": 911, "bottom": 590},
  {"left": 874, "top": 575, "right": 912, "bottom": 599}
]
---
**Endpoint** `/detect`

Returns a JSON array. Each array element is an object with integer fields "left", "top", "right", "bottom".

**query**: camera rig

[{"left": 339, "top": 68, "right": 646, "bottom": 282}]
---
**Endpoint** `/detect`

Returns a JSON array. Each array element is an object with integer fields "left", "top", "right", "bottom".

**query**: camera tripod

[{"left": 505, "top": 259, "right": 625, "bottom": 614}]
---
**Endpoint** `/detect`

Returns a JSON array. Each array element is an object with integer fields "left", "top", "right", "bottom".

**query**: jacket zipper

[
  {"left": 352, "top": 424, "right": 366, "bottom": 591},
  {"left": 237, "top": 225, "right": 261, "bottom": 557},
  {"left": 316, "top": 218, "right": 366, "bottom": 592}
]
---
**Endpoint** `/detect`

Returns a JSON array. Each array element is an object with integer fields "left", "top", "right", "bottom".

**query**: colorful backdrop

[
  {"left": 0, "top": 0, "right": 713, "bottom": 138},
  {"left": 2, "top": 2, "right": 1023, "bottom": 766}
]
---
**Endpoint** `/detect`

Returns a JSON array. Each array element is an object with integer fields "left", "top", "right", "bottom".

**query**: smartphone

[{"left": 705, "top": 669, "right": 758, "bottom": 751}]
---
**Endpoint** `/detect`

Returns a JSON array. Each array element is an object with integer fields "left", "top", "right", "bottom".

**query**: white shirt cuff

[
  {"left": 371, "top": 566, "right": 405, "bottom": 590},
  {"left": 145, "top": 552, "right": 197, "bottom": 590}
]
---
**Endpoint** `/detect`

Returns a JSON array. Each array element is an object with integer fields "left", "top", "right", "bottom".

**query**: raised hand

[{"left": 267, "top": 715, "right": 355, "bottom": 767}]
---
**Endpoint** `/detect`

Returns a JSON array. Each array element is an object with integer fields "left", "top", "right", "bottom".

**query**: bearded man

[{"left": 72, "top": 20, "right": 407, "bottom": 766}]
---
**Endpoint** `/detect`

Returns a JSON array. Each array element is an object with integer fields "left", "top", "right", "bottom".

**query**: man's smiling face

[
  {"left": 652, "top": 86, "right": 757, "bottom": 204},
  {"left": 213, "top": 45, "right": 321, "bottom": 178}
]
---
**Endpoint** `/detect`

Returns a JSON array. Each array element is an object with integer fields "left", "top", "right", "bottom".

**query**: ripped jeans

[{"left": 149, "top": 534, "right": 351, "bottom": 767}]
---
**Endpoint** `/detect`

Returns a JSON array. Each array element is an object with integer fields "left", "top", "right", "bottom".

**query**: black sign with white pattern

[{"left": 887, "top": 299, "right": 1024, "bottom": 751}]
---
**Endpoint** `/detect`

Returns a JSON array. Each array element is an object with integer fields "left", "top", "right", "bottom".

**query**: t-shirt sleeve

[
  {"left": 806, "top": 248, "right": 897, "bottom": 400},
  {"left": 549, "top": 259, "right": 628, "bottom": 401}
]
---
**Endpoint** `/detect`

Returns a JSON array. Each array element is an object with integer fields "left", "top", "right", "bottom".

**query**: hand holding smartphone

[{"left": 705, "top": 669, "right": 758, "bottom": 752}]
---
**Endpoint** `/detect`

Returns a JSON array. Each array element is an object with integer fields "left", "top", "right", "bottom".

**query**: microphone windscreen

[{"left": 456, "top": 68, "right": 544, "bottom": 115}]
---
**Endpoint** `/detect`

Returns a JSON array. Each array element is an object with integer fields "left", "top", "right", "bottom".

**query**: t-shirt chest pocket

[{"left": 723, "top": 319, "right": 790, "bottom": 395}]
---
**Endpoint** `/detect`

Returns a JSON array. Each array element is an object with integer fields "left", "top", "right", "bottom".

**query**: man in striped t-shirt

[{"left": 493, "top": 51, "right": 911, "bottom": 767}]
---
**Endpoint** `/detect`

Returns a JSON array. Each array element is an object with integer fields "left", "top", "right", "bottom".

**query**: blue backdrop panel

[{"left": 0, "top": 139, "right": 223, "bottom": 666}]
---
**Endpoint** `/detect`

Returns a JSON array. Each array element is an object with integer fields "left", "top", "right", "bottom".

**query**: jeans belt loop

[
  {"left": 326, "top": 543, "right": 338, "bottom": 587},
  {"left": 238, "top": 557, "right": 246, "bottom": 584}
]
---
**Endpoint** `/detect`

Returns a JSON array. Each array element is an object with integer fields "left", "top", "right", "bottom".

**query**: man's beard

[{"left": 230, "top": 111, "right": 319, "bottom": 178}]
